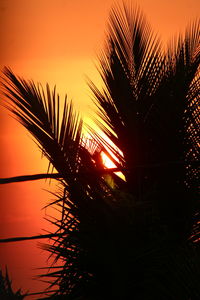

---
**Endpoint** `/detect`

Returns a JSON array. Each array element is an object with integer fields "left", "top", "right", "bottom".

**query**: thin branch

[
  {"left": 0, "top": 173, "right": 62, "bottom": 184},
  {"left": 0, "top": 160, "right": 199, "bottom": 184},
  {"left": 0, "top": 169, "right": 122, "bottom": 184},
  {"left": 0, "top": 233, "right": 63, "bottom": 243},
  {"left": 26, "top": 290, "right": 58, "bottom": 296}
]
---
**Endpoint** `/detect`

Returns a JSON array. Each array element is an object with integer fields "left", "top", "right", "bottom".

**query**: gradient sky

[{"left": 0, "top": 0, "right": 199, "bottom": 297}]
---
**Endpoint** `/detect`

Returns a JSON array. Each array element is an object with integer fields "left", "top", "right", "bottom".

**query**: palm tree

[{"left": 1, "top": 3, "right": 199, "bottom": 300}]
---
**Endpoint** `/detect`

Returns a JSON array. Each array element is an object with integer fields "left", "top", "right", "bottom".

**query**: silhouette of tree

[
  {"left": 0, "top": 268, "right": 27, "bottom": 299},
  {"left": 1, "top": 3, "right": 199, "bottom": 300}
]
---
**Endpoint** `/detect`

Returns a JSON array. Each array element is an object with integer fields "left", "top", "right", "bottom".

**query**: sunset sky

[{"left": 0, "top": 0, "right": 199, "bottom": 297}]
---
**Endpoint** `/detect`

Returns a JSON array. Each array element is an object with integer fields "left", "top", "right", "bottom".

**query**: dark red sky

[{"left": 0, "top": 0, "right": 199, "bottom": 297}]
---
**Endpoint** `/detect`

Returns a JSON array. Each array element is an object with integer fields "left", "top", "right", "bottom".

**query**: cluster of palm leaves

[
  {"left": 1, "top": 3, "right": 199, "bottom": 300},
  {"left": 0, "top": 268, "right": 27, "bottom": 299}
]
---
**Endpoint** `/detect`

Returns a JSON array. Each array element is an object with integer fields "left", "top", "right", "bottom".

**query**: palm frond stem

[
  {"left": 0, "top": 159, "right": 199, "bottom": 184},
  {"left": 0, "top": 233, "right": 64, "bottom": 243}
]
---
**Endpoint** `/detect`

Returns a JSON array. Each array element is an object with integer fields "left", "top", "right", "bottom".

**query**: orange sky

[{"left": 0, "top": 0, "right": 199, "bottom": 297}]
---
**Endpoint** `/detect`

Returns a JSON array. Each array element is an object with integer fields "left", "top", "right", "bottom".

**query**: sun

[
  {"left": 101, "top": 151, "right": 116, "bottom": 169},
  {"left": 101, "top": 151, "right": 125, "bottom": 181},
  {"left": 81, "top": 128, "right": 125, "bottom": 180}
]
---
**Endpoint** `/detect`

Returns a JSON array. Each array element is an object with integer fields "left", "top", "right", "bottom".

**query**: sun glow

[
  {"left": 101, "top": 151, "right": 125, "bottom": 181},
  {"left": 81, "top": 127, "right": 125, "bottom": 180},
  {"left": 101, "top": 151, "right": 116, "bottom": 169}
]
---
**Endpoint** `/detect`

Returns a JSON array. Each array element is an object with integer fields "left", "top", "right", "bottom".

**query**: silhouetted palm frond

[
  {"left": 89, "top": 5, "right": 165, "bottom": 179},
  {"left": 89, "top": 4, "right": 200, "bottom": 240},
  {"left": 2, "top": 67, "right": 83, "bottom": 184},
  {"left": 0, "top": 268, "right": 27, "bottom": 299}
]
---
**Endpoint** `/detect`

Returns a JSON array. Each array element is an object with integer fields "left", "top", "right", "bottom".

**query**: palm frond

[
  {"left": 89, "top": 5, "right": 165, "bottom": 188},
  {"left": 0, "top": 268, "right": 27, "bottom": 299},
  {"left": 2, "top": 67, "right": 82, "bottom": 185},
  {"left": 89, "top": 3, "right": 199, "bottom": 241}
]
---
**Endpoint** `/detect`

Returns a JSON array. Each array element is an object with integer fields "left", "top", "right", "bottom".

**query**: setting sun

[{"left": 101, "top": 151, "right": 116, "bottom": 169}]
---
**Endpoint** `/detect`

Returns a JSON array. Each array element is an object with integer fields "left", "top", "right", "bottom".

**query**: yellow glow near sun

[
  {"left": 101, "top": 152, "right": 125, "bottom": 181},
  {"left": 82, "top": 118, "right": 125, "bottom": 180},
  {"left": 101, "top": 152, "right": 116, "bottom": 169}
]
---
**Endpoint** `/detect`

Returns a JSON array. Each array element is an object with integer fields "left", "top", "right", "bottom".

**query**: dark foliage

[{"left": 0, "top": 268, "right": 27, "bottom": 299}]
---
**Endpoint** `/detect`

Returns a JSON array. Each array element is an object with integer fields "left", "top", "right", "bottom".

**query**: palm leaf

[
  {"left": 0, "top": 268, "right": 27, "bottom": 299},
  {"left": 2, "top": 67, "right": 83, "bottom": 185},
  {"left": 90, "top": 3, "right": 200, "bottom": 238},
  {"left": 89, "top": 5, "right": 165, "bottom": 189}
]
